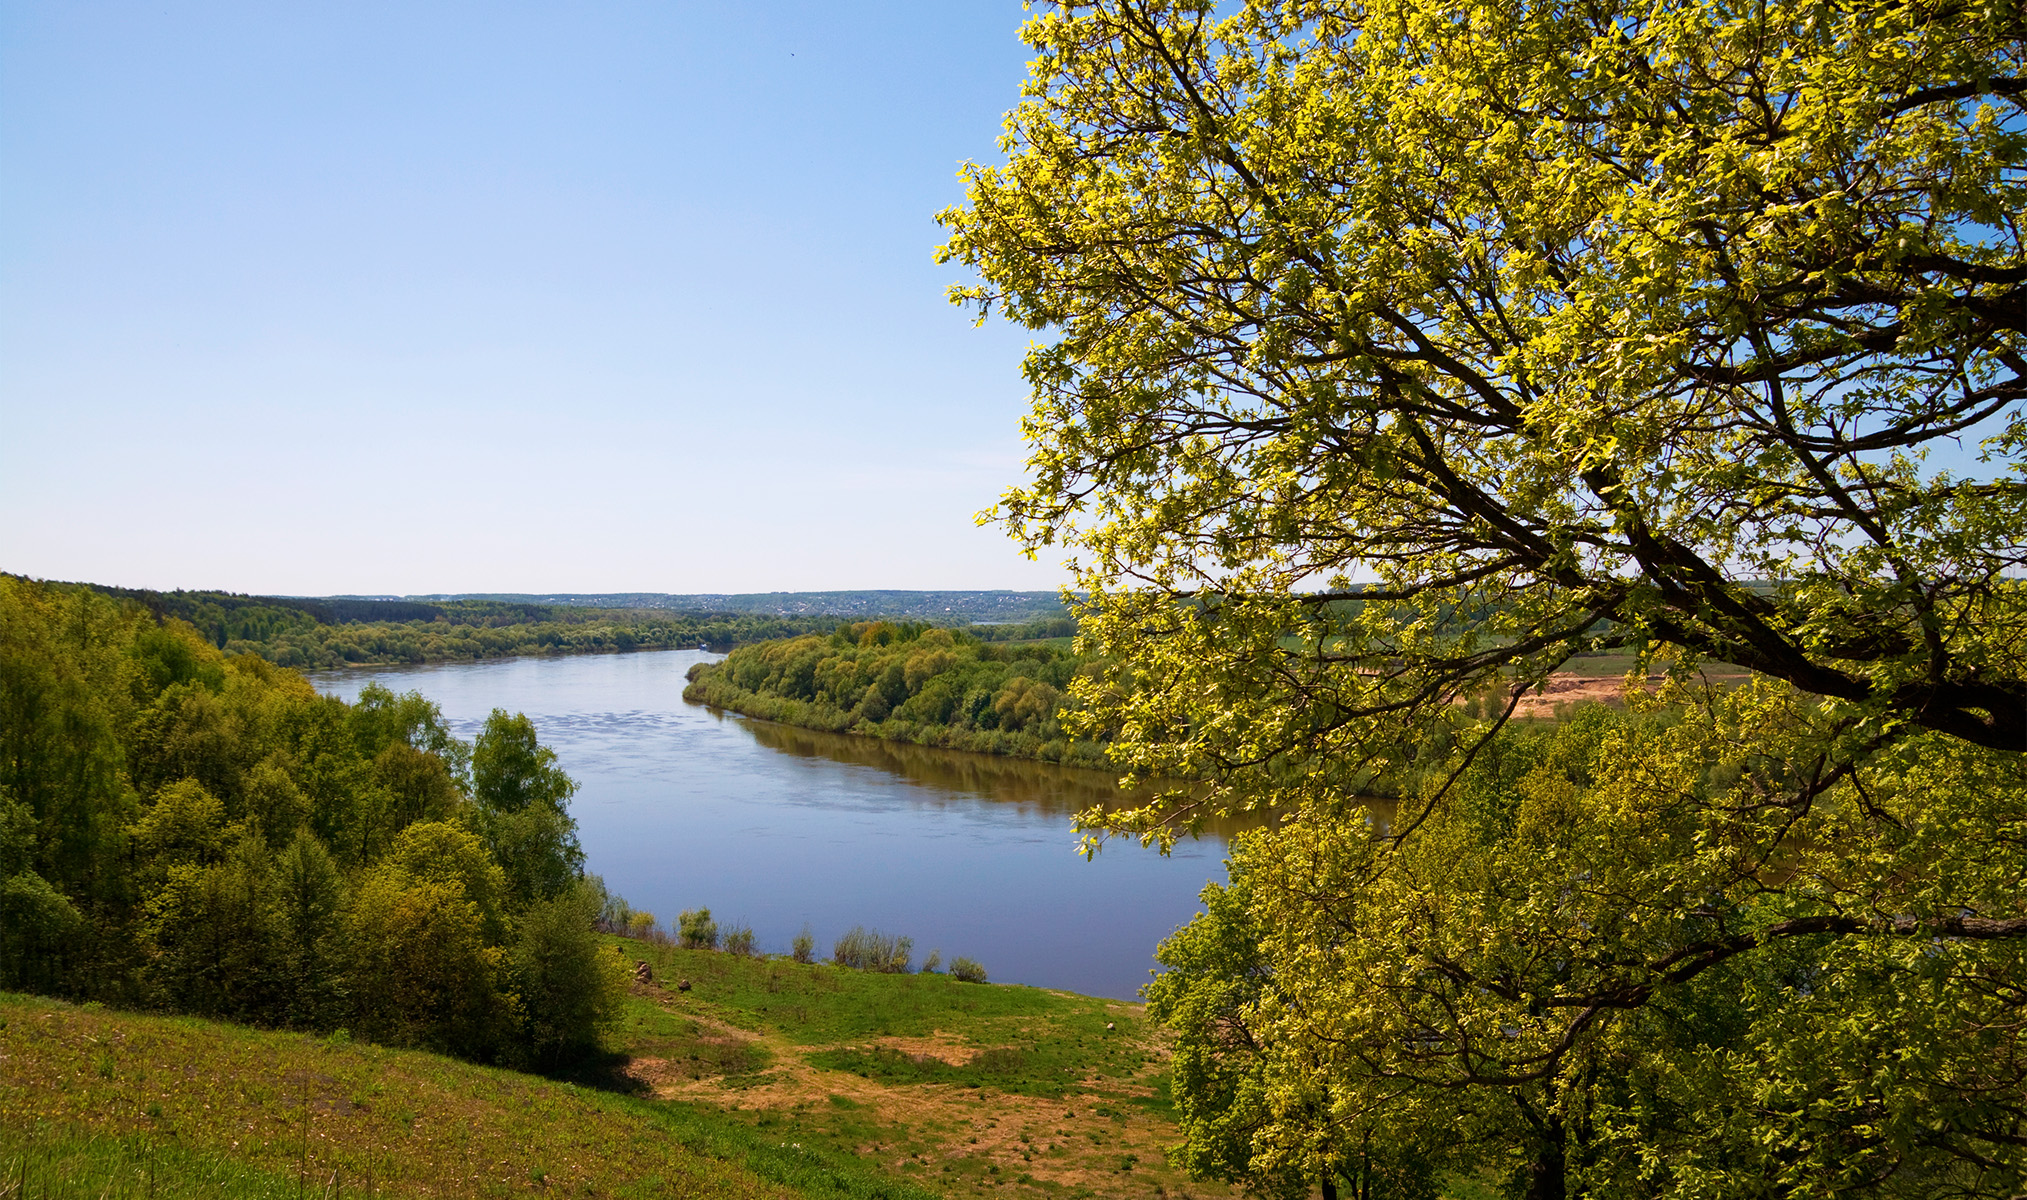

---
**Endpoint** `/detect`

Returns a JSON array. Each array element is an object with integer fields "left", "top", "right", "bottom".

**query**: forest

[
  {"left": 54, "top": 577, "right": 842, "bottom": 669},
  {"left": 0, "top": 574, "right": 625, "bottom": 1068},
  {"left": 682, "top": 619, "right": 1107, "bottom": 768}
]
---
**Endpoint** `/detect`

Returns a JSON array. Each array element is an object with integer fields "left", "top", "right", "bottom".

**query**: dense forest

[
  {"left": 0, "top": 574, "right": 625, "bottom": 1067},
  {"left": 683, "top": 619, "right": 1107, "bottom": 768}
]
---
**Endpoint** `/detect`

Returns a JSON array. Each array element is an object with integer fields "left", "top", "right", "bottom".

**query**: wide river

[{"left": 313, "top": 648, "right": 1238, "bottom": 1000}]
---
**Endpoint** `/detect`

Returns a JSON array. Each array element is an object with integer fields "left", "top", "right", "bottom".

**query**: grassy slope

[
  {"left": 3, "top": 940, "right": 1513, "bottom": 1200},
  {"left": 0, "top": 991, "right": 932, "bottom": 1200}
]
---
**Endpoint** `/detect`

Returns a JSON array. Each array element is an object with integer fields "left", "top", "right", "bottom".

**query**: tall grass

[
  {"left": 830, "top": 927, "right": 912, "bottom": 973},
  {"left": 0, "top": 1131, "right": 305, "bottom": 1199}
]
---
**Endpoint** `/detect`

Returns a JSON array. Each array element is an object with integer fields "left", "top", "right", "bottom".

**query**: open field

[{"left": 1504, "top": 656, "right": 1754, "bottom": 720}]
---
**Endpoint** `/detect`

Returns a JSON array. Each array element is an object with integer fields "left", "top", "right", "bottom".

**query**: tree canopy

[
  {"left": 941, "top": 0, "right": 2025, "bottom": 780},
  {"left": 683, "top": 621, "right": 1105, "bottom": 766},
  {"left": 942, "top": 1, "right": 2025, "bottom": 1195},
  {"left": 0, "top": 575, "right": 625, "bottom": 1068}
]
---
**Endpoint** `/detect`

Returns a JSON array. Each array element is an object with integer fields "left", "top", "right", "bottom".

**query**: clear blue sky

[{"left": 0, "top": 1, "right": 1064, "bottom": 596}]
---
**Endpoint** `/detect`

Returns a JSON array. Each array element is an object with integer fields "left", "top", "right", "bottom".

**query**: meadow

[{"left": 1, "top": 937, "right": 1238, "bottom": 1200}]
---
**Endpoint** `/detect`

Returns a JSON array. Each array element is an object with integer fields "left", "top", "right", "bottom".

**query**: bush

[
  {"left": 345, "top": 870, "right": 514, "bottom": 1058},
  {"left": 949, "top": 956, "right": 988, "bottom": 984},
  {"left": 588, "top": 874, "right": 632, "bottom": 933},
  {"left": 791, "top": 925, "right": 815, "bottom": 964},
  {"left": 723, "top": 924, "right": 755, "bottom": 957},
  {"left": 511, "top": 879, "right": 629, "bottom": 1067},
  {"left": 920, "top": 949, "right": 942, "bottom": 974},
  {"left": 832, "top": 926, "right": 912, "bottom": 973},
  {"left": 0, "top": 870, "right": 85, "bottom": 991},
  {"left": 678, "top": 907, "right": 717, "bottom": 950}
]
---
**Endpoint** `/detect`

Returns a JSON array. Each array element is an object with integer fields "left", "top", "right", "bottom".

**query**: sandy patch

[
  {"left": 633, "top": 1030, "right": 1231, "bottom": 1195},
  {"left": 870, "top": 1032, "right": 977, "bottom": 1066},
  {"left": 1507, "top": 674, "right": 1654, "bottom": 719}
]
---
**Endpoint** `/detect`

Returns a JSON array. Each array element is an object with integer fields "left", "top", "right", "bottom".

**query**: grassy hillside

[
  {"left": 0, "top": 932, "right": 1246, "bottom": 1200},
  {"left": 0, "top": 989, "right": 933, "bottom": 1199}
]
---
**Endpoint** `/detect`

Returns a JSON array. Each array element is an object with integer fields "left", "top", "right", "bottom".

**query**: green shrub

[
  {"left": 832, "top": 926, "right": 912, "bottom": 973},
  {"left": 512, "top": 878, "right": 630, "bottom": 1067},
  {"left": 920, "top": 949, "right": 942, "bottom": 974},
  {"left": 0, "top": 869, "right": 84, "bottom": 991},
  {"left": 678, "top": 908, "right": 718, "bottom": 950},
  {"left": 949, "top": 956, "right": 988, "bottom": 984},
  {"left": 345, "top": 870, "right": 514, "bottom": 1058},
  {"left": 791, "top": 925, "right": 815, "bottom": 964},
  {"left": 723, "top": 924, "right": 755, "bottom": 957}
]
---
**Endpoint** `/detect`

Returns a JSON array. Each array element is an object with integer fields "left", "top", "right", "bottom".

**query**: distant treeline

[
  {"left": 27, "top": 578, "right": 1076, "bottom": 671},
  {"left": 358, "top": 589, "right": 1072, "bottom": 624},
  {"left": 37, "top": 578, "right": 842, "bottom": 669},
  {"left": 0, "top": 575, "right": 625, "bottom": 1067},
  {"left": 682, "top": 620, "right": 1109, "bottom": 768}
]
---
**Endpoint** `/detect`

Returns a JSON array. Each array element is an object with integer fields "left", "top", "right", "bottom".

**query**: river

[{"left": 312, "top": 648, "right": 1237, "bottom": 1000}]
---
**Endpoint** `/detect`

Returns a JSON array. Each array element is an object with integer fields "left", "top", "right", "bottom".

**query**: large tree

[
  {"left": 941, "top": 0, "right": 2024, "bottom": 806},
  {"left": 942, "top": 1, "right": 2026, "bottom": 1195}
]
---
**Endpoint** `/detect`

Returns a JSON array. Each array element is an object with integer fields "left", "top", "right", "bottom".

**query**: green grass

[
  {"left": 0, "top": 992, "right": 935, "bottom": 1200},
  {"left": 0, "top": 1128, "right": 308, "bottom": 1199},
  {"left": 619, "top": 941, "right": 1132, "bottom": 1048},
  {"left": 604, "top": 941, "right": 1207, "bottom": 1198},
  {"left": 802, "top": 1040, "right": 1164, "bottom": 1109},
  {"left": 6, "top": 947, "right": 1495, "bottom": 1200},
  {"left": 615, "top": 942, "right": 1161, "bottom": 1106}
]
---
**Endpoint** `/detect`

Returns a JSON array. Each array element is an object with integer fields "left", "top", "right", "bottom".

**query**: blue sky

[{"left": 0, "top": 1, "right": 1062, "bottom": 595}]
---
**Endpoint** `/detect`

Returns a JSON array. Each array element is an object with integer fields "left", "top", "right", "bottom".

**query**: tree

[
  {"left": 939, "top": 0, "right": 2026, "bottom": 793},
  {"left": 941, "top": 1, "right": 2027, "bottom": 1194},
  {"left": 1151, "top": 697, "right": 2027, "bottom": 1197},
  {"left": 511, "top": 878, "right": 629, "bottom": 1068},
  {"left": 471, "top": 710, "right": 583, "bottom": 907}
]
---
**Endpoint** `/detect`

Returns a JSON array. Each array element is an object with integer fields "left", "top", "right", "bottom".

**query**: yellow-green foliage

[
  {"left": 684, "top": 622, "right": 1107, "bottom": 768},
  {"left": 941, "top": 5, "right": 2027, "bottom": 1190},
  {"left": 1149, "top": 693, "right": 2027, "bottom": 1196},
  {"left": 0, "top": 576, "right": 622, "bottom": 1068}
]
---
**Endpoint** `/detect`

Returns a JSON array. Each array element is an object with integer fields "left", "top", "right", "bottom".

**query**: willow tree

[{"left": 941, "top": 1, "right": 2025, "bottom": 1195}]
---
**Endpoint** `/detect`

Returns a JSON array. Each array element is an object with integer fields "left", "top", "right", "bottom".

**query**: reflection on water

[
  {"left": 311, "top": 649, "right": 1242, "bottom": 1000},
  {"left": 736, "top": 718, "right": 1272, "bottom": 843}
]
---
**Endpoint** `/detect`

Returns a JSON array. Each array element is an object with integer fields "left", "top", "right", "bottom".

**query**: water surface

[{"left": 313, "top": 649, "right": 1235, "bottom": 1000}]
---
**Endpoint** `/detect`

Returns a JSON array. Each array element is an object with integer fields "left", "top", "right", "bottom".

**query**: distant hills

[{"left": 328, "top": 590, "right": 1072, "bottom": 624}]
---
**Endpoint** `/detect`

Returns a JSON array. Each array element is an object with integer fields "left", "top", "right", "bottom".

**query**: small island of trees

[{"left": 682, "top": 617, "right": 1107, "bottom": 768}]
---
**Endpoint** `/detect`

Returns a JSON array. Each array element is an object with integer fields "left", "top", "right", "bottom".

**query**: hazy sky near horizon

[{"left": 1, "top": 2, "right": 1070, "bottom": 596}]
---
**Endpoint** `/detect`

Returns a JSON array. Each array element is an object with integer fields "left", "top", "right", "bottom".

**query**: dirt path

[{"left": 626, "top": 986, "right": 1236, "bottom": 1199}]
